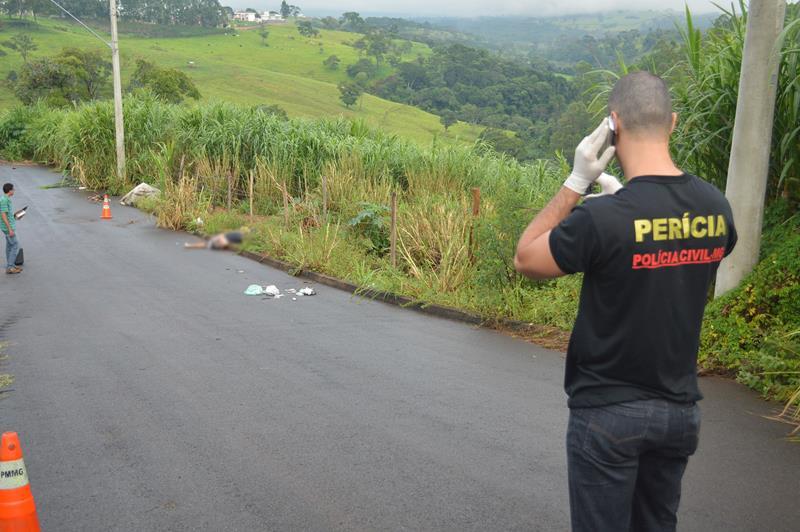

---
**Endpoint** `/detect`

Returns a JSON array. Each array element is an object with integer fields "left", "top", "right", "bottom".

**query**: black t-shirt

[{"left": 549, "top": 174, "right": 737, "bottom": 408}]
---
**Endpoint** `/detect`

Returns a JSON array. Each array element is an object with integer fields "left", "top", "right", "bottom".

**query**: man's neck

[{"left": 619, "top": 140, "right": 682, "bottom": 181}]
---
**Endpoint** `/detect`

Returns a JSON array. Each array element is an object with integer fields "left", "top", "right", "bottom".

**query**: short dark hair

[
  {"left": 608, "top": 72, "right": 673, "bottom": 138},
  {"left": 2, "top": 183, "right": 13, "bottom": 194}
]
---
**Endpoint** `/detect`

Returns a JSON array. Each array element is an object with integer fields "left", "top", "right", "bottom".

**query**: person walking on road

[
  {"left": 514, "top": 72, "right": 737, "bottom": 531},
  {"left": 1, "top": 183, "right": 22, "bottom": 275}
]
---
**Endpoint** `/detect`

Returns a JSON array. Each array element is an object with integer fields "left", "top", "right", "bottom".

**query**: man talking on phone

[
  {"left": 514, "top": 72, "right": 736, "bottom": 531},
  {"left": 1, "top": 182, "right": 22, "bottom": 275}
]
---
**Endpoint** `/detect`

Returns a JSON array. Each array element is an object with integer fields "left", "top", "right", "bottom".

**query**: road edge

[{"left": 238, "top": 250, "right": 570, "bottom": 351}]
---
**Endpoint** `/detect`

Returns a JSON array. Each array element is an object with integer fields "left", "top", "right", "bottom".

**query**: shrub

[
  {"left": 0, "top": 104, "right": 49, "bottom": 160},
  {"left": 700, "top": 201, "right": 800, "bottom": 399}
]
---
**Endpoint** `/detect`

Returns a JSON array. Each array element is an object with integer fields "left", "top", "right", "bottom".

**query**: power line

[{"left": 45, "top": 0, "right": 112, "bottom": 48}]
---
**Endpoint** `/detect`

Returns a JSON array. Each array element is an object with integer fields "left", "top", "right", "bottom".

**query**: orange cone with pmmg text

[
  {"left": 101, "top": 194, "right": 112, "bottom": 220},
  {"left": 0, "top": 432, "right": 40, "bottom": 532}
]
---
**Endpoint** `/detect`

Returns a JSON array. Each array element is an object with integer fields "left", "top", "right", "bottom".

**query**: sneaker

[{"left": 6, "top": 267, "right": 21, "bottom": 274}]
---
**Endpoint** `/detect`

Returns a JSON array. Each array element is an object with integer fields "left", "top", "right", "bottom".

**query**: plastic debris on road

[
  {"left": 120, "top": 183, "right": 160, "bottom": 206},
  {"left": 243, "top": 284, "right": 316, "bottom": 299},
  {"left": 244, "top": 284, "right": 265, "bottom": 296},
  {"left": 264, "top": 285, "right": 281, "bottom": 297}
]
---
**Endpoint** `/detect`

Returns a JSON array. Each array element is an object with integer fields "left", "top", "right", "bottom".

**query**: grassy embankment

[
  {"left": 0, "top": 96, "right": 581, "bottom": 337},
  {"left": 0, "top": 18, "right": 485, "bottom": 145}
]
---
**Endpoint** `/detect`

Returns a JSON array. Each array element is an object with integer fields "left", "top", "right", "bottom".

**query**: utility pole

[
  {"left": 109, "top": 0, "right": 126, "bottom": 181},
  {"left": 715, "top": 0, "right": 786, "bottom": 297}
]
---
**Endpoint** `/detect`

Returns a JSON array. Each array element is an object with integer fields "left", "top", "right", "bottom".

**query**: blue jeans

[
  {"left": 5, "top": 233, "right": 19, "bottom": 269},
  {"left": 567, "top": 399, "right": 700, "bottom": 532}
]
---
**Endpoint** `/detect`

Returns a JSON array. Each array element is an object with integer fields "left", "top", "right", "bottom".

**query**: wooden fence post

[
  {"left": 321, "top": 174, "right": 328, "bottom": 221},
  {"left": 469, "top": 187, "right": 481, "bottom": 262},
  {"left": 249, "top": 170, "right": 255, "bottom": 220},
  {"left": 390, "top": 191, "right": 397, "bottom": 268},
  {"left": 283, "top": 181, "right": 290, "bottom": 227},
  {"left": 227, "top": 171, "right": 233, "bottom": 211}
]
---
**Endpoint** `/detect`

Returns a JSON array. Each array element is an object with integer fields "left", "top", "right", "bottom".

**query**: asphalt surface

[{"left": 1, "top": 163, "right": 798, "bottom": 531}]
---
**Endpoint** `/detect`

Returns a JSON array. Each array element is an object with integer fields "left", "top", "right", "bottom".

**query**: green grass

[
  {"left": 0, "top": 18, "right": 483, "bottom": 145},
  {"left": 0, "top": 342, "right": 12, "bottom": 396}
]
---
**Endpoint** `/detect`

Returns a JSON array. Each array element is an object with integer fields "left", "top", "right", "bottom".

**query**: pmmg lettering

[{"left": 634, "top": 213, "right": 727, "bottom": 242}]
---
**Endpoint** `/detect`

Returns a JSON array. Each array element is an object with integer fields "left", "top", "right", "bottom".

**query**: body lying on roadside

[{"left": 184, "top": 231, "right": 243, "bottom": 250}]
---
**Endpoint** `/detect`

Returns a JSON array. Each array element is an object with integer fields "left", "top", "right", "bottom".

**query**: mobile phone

[{"left": 608, "top": 116, "right": 616, "bottom": 146}]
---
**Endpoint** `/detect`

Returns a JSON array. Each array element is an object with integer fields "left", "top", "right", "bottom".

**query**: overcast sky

[{"left": 230, "top": 0, "right": 720, "bottom": 17}]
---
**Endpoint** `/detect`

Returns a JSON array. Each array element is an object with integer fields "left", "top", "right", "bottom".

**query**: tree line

[{"left": 1, "top": 0, "right": 228, "bottom": 28}]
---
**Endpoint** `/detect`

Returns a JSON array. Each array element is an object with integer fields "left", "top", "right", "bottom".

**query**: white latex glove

[
  {"left": 586, "top": 172, "right": 623, "bottom": 199},
  {"left": 563, "top": 119, "right": 616, "bottom": 194}
]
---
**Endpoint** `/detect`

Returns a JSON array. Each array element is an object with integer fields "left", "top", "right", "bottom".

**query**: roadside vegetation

[
  {"left": 0, "top": 342, "right": 12, "bottom": 398},
  {"left": 0, "top": 4, "right": 798, "bottom": 426}
]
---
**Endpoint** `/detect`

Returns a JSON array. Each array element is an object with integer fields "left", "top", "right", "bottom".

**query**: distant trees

[
  {"left": 2, "top": 34, "right": 37, "bottom": 64},
  {"left": 371, "top": 43, "right": 574, "bottom": 153},
  {"left": 128, "top": 59, "right": 200, "bottom": 103},
  {"left": 11, "top": 48, "right": 110, "bottom": 106},
  {"left": 339, "top": 12, "right": 366, "bottom": 33},
  {"left": 356, "top": 30, "right": 390, "bottom": 66},
  {"left": 8, "top": 0, "right": 230, "bottom": 28},
  {"left": 323, "top": 55, "right": 340, "bottom": 70},
  {"left": 297, "top": 21, "right": 319, "bottom": 38},
  {"left": 440, "top": 110, "right": 457, "bottom": 131},
  {"left": 338, "top": 82, "right": 362, "bottom": 108},
  {"left": 320, "top": 17, "right": 340, "bottom": 30},
  {"left": 548, "top": 101, "right": 594, "bottom": 161},
  {"left": 280, "top": 1, "right": 301, "bottom": 18},
  {"left": 346, "top": 58, "right": 377, "bottom": 79}
]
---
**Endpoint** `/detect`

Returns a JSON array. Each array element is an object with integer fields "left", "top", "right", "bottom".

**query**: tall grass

[
  {"left": 0, "top": 92, "right": 574, "bottom": 328},
  {"left": 674, "top": 2, "right": 800, "bottom": 200}
]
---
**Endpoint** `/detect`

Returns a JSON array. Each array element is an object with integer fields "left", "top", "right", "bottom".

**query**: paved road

[{"left": 1, "top": 163, "right": 798, "bottom": 531}]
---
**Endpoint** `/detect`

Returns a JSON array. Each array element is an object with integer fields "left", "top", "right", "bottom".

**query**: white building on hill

[
  {"left": 262, "top": 11, "right": 284, "bottom": 21},
  {"left": 232, "top": 11, "right": 258, "bottom": 22}
]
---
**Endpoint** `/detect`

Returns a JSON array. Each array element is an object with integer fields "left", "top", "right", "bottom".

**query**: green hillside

[{"left": 0, "top": 18, "right": 485, "bottom": 144}]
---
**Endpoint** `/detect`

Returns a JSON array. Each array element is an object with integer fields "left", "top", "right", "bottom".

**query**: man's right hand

[
  {"left": 8, "top": 230, "right": 14, "bottom": 238},
  {"left": 563, "top": 119, "right": 616, "bottom": 195}
]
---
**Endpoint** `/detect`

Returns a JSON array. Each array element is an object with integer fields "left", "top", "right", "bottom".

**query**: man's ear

[{"left": 670, "top": 112, "right": 678, "bottom": 134}]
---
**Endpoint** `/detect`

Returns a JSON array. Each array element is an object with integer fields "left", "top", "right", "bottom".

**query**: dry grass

[
  {"left": 155, "top": 173, "right": 209, "bottom": 230},
  {"left": 398, "top": 195, "right": 473, "bottom": 293}
]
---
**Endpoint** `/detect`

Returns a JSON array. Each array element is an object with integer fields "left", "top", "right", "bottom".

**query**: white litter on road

[
  {"left": 243, "top": 284, "right": 317, "bottom": 299},
  {"left": 120, "top": 183, "right": 160, "bottom": 206},
  {"left": 264, "top": 285, "right": 281, "bottom": 296}
]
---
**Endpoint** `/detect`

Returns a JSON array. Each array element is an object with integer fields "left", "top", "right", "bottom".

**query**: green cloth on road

[{"left": 0, "top": 194, "right": 14, "bottom": 234}]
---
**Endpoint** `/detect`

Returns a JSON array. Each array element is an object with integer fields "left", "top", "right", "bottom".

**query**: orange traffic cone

[
  {"left": 0, "top": 432, "right": 40, "bottom": 531},
  {"left": 101, "top": 194, "right": 112, "bottom": 220}
]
